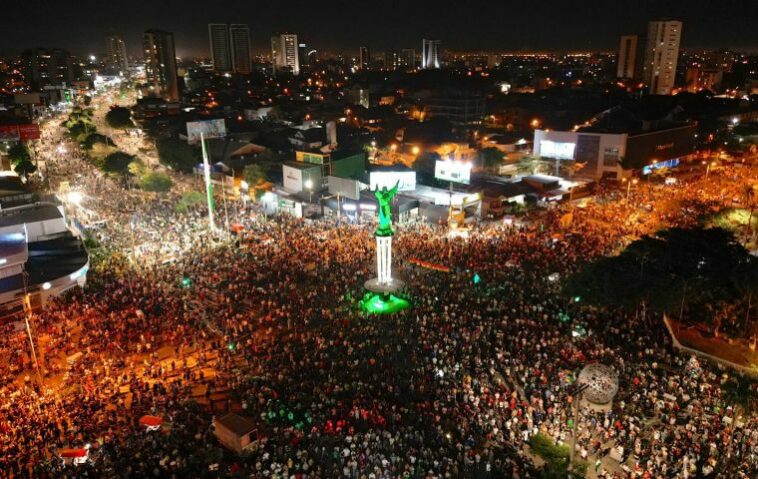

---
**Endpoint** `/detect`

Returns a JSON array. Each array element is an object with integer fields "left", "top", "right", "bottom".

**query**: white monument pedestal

[{"left": 365, "top": 235, "right": 405, "bottom": 294}]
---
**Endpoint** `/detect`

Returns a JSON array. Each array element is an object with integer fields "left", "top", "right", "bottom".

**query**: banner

[
  {"left": 0, "top": 124, "right": 40, "bottom": 141},
  {"left": 186, "top": 119, "right": 226, "bottom": 144}
]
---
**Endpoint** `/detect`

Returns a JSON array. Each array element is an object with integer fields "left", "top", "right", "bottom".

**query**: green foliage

[
  {"left": 565, "top": 227, "right": 758, "bottom": 322},
  {"left": 528, "top": 433, "right": 587, "bottom": 478},
  {"left": 139, "top": 172, "right": 173, "bottom": 192},
  {"left": 102, "top": 151, "right": 136, "bottom": 177},
  {"left": 479, "top": 147, "right": 505, "bottom": 169},
  {"left": 13, "top": 158, "right": 37, "bottom": 178},
  {"left": 243, "top": 164, "right": 269, "bottom": 187},
  {"left": 156, "top": 138, "right": 202, "bottom": 172},
  {"left": 68, "top": 121, "right": 96, "bottom": 142},
  {"left": 7, "top": 143, "right": 31, "bottom": 164},
  {"left": 105, "top": 106, "right": 135, "bottom": 130},
  {"left": 82, "top": 133, "right": 112, "bottom": 150},
  {"left": 703, "top": 208, "right": 758, "bottom": 234},
  {"left": 175, "top": 191, "right": 205, "bottom": 213}
]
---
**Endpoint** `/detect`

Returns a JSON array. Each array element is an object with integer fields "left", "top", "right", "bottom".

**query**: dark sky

[{"left": 2, "top": 0, "right": 757, "bottom": 58}]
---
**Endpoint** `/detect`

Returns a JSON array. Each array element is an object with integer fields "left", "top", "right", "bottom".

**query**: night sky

[{"left": 2, "top": 0, "right": 757, "bottom": 58}]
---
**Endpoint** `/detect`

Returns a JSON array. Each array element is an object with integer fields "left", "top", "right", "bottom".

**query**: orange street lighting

[{"left": 412, "top": 146, "right": 420, "bottom": 155}]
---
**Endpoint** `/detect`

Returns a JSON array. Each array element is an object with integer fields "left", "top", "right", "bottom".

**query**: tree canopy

[
  {"left": 103, "top": 151, "right": 136, "bottom": 178},
  {"left": 156, "top": 138, "right": 202, "bottom": 173},
  {"left": 479, "top": 147, "right": 505, "bottom": 170},
  {"left": 7, "top": 143, "right": 31, "bottom": 165},
  {"left": 243, "top": 164, "right": 269, "bottom": 187},
  {"left": 105, "top": 106, "right": 135, "bottom": 130},
  {"left": 565, "top": 227, "right": 758, "bottom": 323},
  {"left": 82, "top": 133, "right": 112, "bottom": 150},
  {"left": 139, "top": 172, "right": 173, "bottom": 192}
]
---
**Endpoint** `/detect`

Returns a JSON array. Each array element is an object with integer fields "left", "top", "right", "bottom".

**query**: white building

[
  {"left": 642, "top": 20, "right": 682, "bottom": 95},
  {"left": 105, "top": 35, "right": 128, "bottom": 76},
  {"left": 422, "top": 39, "right": 440, "bottom": 69},
  {"left": 271, "top": 33, "right": 300, "bottom": 75}
]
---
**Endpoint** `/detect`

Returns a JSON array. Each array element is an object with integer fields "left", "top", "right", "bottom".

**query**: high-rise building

[
  {"left": 359, "top": 46, "right": 370, "bottom": 70},
  {"left": 143, "top": 29, "right": 179, "bottom": 101},
  {"left": 298, "top": 43, "right": 309, "bottom": 68},
  {"left": 642, "top": 20, "right": 682, "bottom": 95},
  {"left": 422, "top": 39, "right": 440, "bottom": 69},
  {"left": 401, "top": 49, "right": 416, "bottom": 70},
  {"left": 105, "top": 35, "right": 129, "bottom": 76},
  {"left": 271, "top": 33, "right": 300, "bottom": 75},
  {"left": 21, "top": 48, "right": 74, "bottom": 89},
  {"left": 617, "top": 34, "right": 638, "bottom": 79},
  {"left": 229, "top": 24, "right": 251, "bottom": 74},
  {"left": 209, "top": 23, "right": 232, "bottom": 72}
]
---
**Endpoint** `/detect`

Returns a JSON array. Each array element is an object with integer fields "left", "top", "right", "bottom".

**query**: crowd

[{"left": 0, "top": 98, "right": 756, "bottom": 479}]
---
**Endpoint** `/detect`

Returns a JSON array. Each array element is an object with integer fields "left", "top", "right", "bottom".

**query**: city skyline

[{"left": 2, "top": 0, "right": 758, "bottom": 58}]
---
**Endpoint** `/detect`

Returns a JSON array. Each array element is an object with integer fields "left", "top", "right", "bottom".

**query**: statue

[{"left": 374, "top": 181, "right": 399, "bottom": 237}]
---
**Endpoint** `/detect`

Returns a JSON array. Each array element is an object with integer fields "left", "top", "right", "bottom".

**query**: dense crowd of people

[{"left": 0, "top": 96, "right": 756, "bottom": 479}]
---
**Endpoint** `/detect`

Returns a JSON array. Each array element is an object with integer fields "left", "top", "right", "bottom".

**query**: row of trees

[{"left": 63, "top": 108, "right": 172, "bottom": 192}]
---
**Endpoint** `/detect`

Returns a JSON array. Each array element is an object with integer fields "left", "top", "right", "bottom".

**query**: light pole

[
  {"left": 703, "top": 160, "right": 716, "bottom": 182},
  {"left": 305, "top": 179, "right": 313, "bottom": 203},
  {"left": 623, "top": 178, "right": 638, "bottom": 200}
]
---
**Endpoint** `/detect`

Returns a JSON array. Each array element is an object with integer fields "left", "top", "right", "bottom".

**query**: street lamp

[
  {"left": 623, "top": 178, "right": 638, "bottom": 200},
  {"left": 703, "top": 160, "right": 716, "bottom": 182},
  {"left": 412, "top": 146, "right": 420, "bottom": 156},
  {"left": 305, "top": 179, "right": 313, "bottom": 203}
]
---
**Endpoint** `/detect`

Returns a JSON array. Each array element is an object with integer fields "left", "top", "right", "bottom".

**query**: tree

[
  {"left": 105, "top": 106, "right": 135, "bottom": 130},
  {"left": 102, "top": 151, "right": 136, "bottom": 178},
  {"left": 82, "top": 133, "right": 112, "bottom": 150},
  {"left": 243, "top": 164, "right": 269, "bottom": 187},
  {"left": 139, "top": 172, "right": 173, "bottom": 192},
  {"left": 83, "top": 95, "right": 92, "bottom": 106},
  {"left": 479, "top": 147, "right": 505, "bottom": 170},
  {"left": 413, "top": 152, "right": 441, "bottom": 184},
  {"left": 529, "top": 433, "right": 588, "bottom": 479},
  {"left": 68, "top": 121, "right": 95, "bottom": 142},
  {"left": 517, "top": 155, "right": 550, "bottom": 176},
  {"left": 156, "top": 138, "right": 202, "bottom": 172},
  {"left": 13, "top": 159, "right": 37, "bottom": 179},
  {"left": 565, "top": 227, "right": 758, "bottom": 335},
  {"left": 175, "top": 191, "right": 205, "bottom": 213},
  {"left": 7, "top": 143, "right": 31, "bottom": 165}
]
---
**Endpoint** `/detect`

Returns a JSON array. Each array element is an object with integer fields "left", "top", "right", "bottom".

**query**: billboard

[
  {"left": 0, "top": 126, "right": 20, "bottom": 141},
  {"left": 0, "top": 124, "right": 40, "bottom": 141},
  {"left": 435, "top": 160, "right": 472, "bottom": 184},
  {"left": 328, "top": 176, "right": 362, "bottom": 201},
  {"left": 186, "top": 119, "right": 226, "bottom": 144},
  {"left": 370, "top": 170, "right": 416, "bottom": 191},
  {"left": 539, "top": 140, "right": 576, "bottom": 160}
]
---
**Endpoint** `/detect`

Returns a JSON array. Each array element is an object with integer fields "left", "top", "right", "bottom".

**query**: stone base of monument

[{"left": 364, "top": 278, "right": 406, "bottom": 294}]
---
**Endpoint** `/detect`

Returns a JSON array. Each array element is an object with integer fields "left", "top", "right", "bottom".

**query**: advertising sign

[
  {"left": 370, "top": 170, "right": 416, "bottom": 191},
  {"left": 0, "top": 126, "right": 20, "bottom": 141},
  {"left": 186, "top": 119, "right": 226, "bottom": 144},
  {"left": 0, "top": 124, "right": 42, "bottom": 141},
  {"left": 435, "top": 160, "right": 472, "bottom": 184},
  {"left": 18, "top": 124, "right": 40, "bottom": 140},
  {"left": 539, "top": 140, "right": 576, "bottom": 160}
]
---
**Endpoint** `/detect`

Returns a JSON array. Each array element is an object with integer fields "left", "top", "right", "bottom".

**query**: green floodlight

[
  {"left": 181, "top": 276, "right": 191, "bottom": 288},
  {"left": 360, "top": 293, "right": 411, "bottom": 315},
  {"left": 473, "top": 273, "right": 481, "bottom": 285},
  {"left": 573, "top": 296, "right": 581, "bottom": 303}
]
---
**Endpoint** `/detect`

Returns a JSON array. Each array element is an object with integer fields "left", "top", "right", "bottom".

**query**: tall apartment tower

[
  {"left": 616, "top": 35, "right": 638, "bottom": 79},
  {"left": 642, "top": 20, "right": 683, "bottom": 95},
  {"left": 271, "top": 33, "right": 300, "bottom": 75},
  {"left": 422, "top": 39, "right": 440, "bottom": 69},
  {"left": 359, "top": 46, "right": 371, "bottom": 69},
  {"left": 143, "top": 29, "right": 179, "bottom": 101},
  {"left": 209, "top": 23, "right": 232, "bottom": 72},
  {"left": 105, "top": 35, "right": 129, "bottom": 75},
  {"left": 229, "top": 24, "right": 251, "bottom": 74},
  {"left": 21, "top": 48, "right": 74, "bottom": 89}
]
